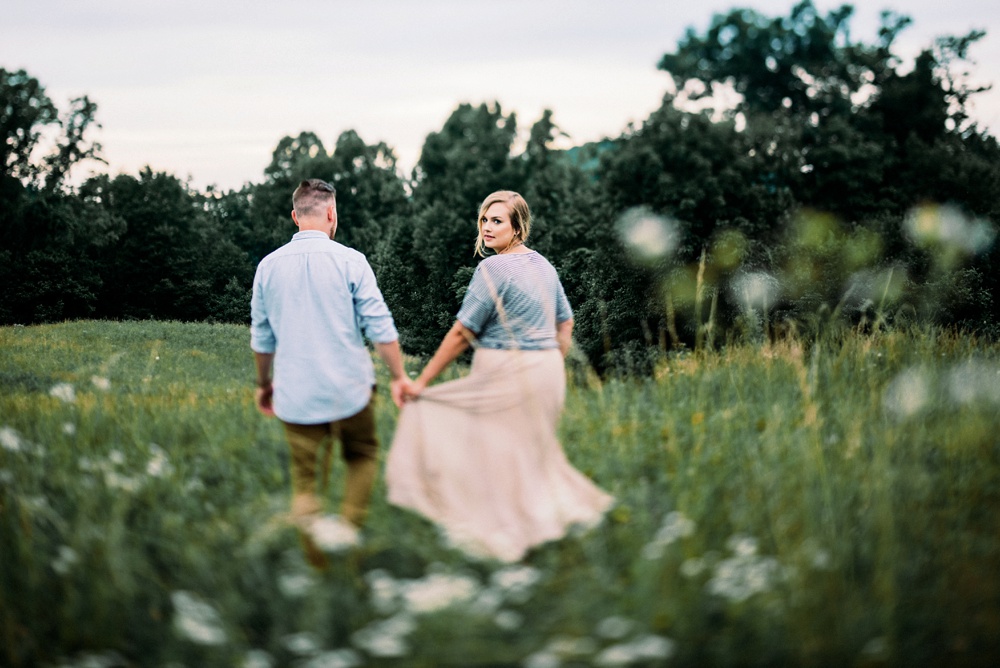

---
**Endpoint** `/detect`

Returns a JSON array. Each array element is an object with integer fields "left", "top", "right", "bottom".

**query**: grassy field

[{"left": 1, "top": 321, "right": 998, "bottom": 667}]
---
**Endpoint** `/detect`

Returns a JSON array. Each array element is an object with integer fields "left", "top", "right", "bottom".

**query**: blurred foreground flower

[
  {"left": 171, "top": 590, "right": 226, "bottom": 645},
  {"left": 241, "top": 649, "right": 274, "bottom": 668},
  {"left": 947, "top": 359, "right": 1000, "bottom": 406},
  {"left": 730, "top": 272, "right": 781, "bottom": 312},
  {"left": 882, "top": 367, "right": 931, "bottom": 419},
  {"left": 707, "top": 534, "right": 787, "bottom": 603},
  {"left": 49, "top": 383, "right": 76, "bottom": 404},
  {"left": 617, "top": 207, "right": 679, "bottom": 264},
  {"left": 278, "top": 571, "right": 316, "bottom": 598},
  {"left": 642, "top": 510, "right": 696, "bottom": 559},
  {"left": 843, "top": 267, "right": 906, "bottom": 312},
  {"left": 301, "top": 649, "right": 362, "bottom": 668},
  {"left": 282, "top": 632, "right": 321, "bottom": 656},
  {"left": 146, "top": 443, "right": 172, "bottom": 477},
  {"left": 91, "top": 375, "right": 111, "bottom": 391},
  {"left": 490, "top": 565, "right": 541, "bottom": 604},
  {"left": 302, "top": 515, "right": 360, "bottom": 552},
  {"left": 351, "top": 614, "right": 415, "bottom": 658},
  {"left": 595, "top": 616, "right": 635, "bottom": 640},
  {"left": 0, "top": 426, "right": 23, "bottom": 452},
  {"left": 400, "top": 572, "right": 480, "bottom": 614},
  {"left": 52, "top": 545, "right": 79, "bottom": 575},
  {"left": 594, "top": 635, "right": 676, "bottom": 667},
  {"left": 905, "top": 204, "right": 996, "bottom": 256}
]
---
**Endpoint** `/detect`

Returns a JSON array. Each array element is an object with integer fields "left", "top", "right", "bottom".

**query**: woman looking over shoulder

[{"left": 386, "top": 190, "right": 613, "bottom": 562}]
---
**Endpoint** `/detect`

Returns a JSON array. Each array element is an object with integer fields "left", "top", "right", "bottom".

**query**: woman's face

[{"left": 480, "top": 202, "right": 516, "bottom": 252}]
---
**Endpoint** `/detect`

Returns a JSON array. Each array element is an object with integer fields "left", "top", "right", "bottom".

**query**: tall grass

[{"left": 1, "top": 321, "right": 998, "bottom": 666}]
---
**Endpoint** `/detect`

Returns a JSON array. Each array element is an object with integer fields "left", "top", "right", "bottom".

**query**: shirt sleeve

[
  {"left": 250, "top": 265, "right": 276, "bottom": 353},
  {"left": 555, "top": 277, "right": 573, "bottom": 323},
  {"left": 456, "top": 264, "right": 500, "bottom": 334},
  {"left": 353, "top": 259, "right": 398, "bottom": 344}
]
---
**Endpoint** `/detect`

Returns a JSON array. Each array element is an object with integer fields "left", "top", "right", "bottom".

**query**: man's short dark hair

[{"left": 293, "top": 179, "right": 337, "bottom": 216}]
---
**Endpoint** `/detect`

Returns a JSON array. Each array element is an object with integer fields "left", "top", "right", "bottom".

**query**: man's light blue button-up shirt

[{"left": 250, "top": 230, "right": 398, "bottom": 424}]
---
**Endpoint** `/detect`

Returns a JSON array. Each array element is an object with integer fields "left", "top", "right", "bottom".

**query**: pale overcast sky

[{"left": 3, "top": 0, "right": 998, "bottom": 191}]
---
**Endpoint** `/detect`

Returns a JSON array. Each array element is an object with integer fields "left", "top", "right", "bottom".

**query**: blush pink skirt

[{"left": 386, "top": 348, "right": 614, "bottom": 561}]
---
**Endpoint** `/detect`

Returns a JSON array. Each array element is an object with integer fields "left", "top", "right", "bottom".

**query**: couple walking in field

[{"left": 250, "top": 179, "right": 612, "bottom": 562}]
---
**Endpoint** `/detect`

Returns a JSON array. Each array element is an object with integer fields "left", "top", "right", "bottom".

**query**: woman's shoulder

[{"left": 481, "top": 250, "right": 545, "bottom": 264}]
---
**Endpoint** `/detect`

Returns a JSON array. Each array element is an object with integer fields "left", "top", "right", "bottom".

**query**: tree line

[{"left": 2, "top": 1, "right": 998, "bottom": 371}]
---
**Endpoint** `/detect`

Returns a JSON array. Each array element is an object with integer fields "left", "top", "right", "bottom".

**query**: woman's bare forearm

[{"left": 415, "top": 321, "right": 474, "bottom": 388}]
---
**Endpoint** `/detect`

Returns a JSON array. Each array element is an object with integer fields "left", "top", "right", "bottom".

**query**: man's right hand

[
  {"left": 389, "top": 377, "right": 412, "bottom": 409},
  {"left": 255, "top": 382, "right": 275, "bottom": 416}
]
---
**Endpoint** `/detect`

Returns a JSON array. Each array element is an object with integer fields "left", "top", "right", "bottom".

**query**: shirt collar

[{"left": 292, "top": 230, "right": 331, "bottom": 241}]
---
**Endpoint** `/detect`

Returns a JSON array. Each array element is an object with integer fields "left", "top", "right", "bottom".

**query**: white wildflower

[
  {"left": 62, "top": 422, "right": 76, "bottom": 436},
  {"left": 707, "top": 552, "right": 785, "bottom": 603},
  {"left": 494, "top": 609, "right": 523, "bottom": 630},
  {"left": 303, "top": 515, "right": 360, "bottom": 552},
  {"left": 52, "top": 546, "right": 80, "bottom": 576},
  {"left": 594, "top": 643, "right": 636, "bottom": 667},
  {"left": 364, "top": 569, "right": 400, "bottom": 614},
  {"left": 545, "top": 635, "right": 597, "bottom": 657},
  {"left": 730, "top": 271, "right": 781, "bottom": 312},
  {"left": 642, "top": 510, "right": 696, "bottom": 559},
  {"left": 726, "top": 534, "right": 758, "bottom": 557},
  {"left": 905, "top": 203, "right": 996, "bottom": 255},
  {"left": 171, "top": 591, "right": 227, "bottom": 645},
  {"left": 680, "top": 557, "right": 707, "bottom": 579},
  {"left": 278, "top": 572, "right": 315, "bottom": 598},
  {"left": 491, "top": 565, "right": 541, "bottom": 604},
  {"left": 49, "top": 383, "right": 76, "bottom": 403},
  {"left": 91, "top": 376, "right": 111, "bottom": 391},
  {"left": 301, "top": 649, "right": 363, "bottom": 668},
  {"left": 0, "top": 426, "right": 22, "bottom": 452},
  {"left": 595, "top": 635, "right": 676, "bottom": 667},
  {"left": 281, "top": 632, "right": 321, "bottom": 656},
  {"left": 947, "top": 359, "right": 1000, "bottom": 405},
  {"left": 629, "top": 635, "right": 677, "bottom": 660},
  {"left": 595, "top": 616, "right": 635, "bottom": 640},
  {"left": 617, "top": 207, "right": 679, "bottom": 263},
  {"left": 399, "top": 572, "right": 479, "bottom": 614},
  {"left": 146, "top": 444, "right": 172, "bottom": 477},
  {"left": 883, "top": 367, "right": 931, "bottom": 419},
  {"left": 241, "top": 649, "right": 274, "bottom": 668},
  {"left": 471, "top": 588, "right": 504, "bottom": 616},
  {"left": 523, "top": 650, "right": 561, "bottom": 668},
  {"left": 351, "top": 614, "right": 414, "bottom": 657},
  {"left": 108, "top": 450, "right": 125, "bottom": 466},
  {"left": 641, "top": 542, "right": 666, "bottom": 560},
  {"left": 104, "top": 472, "right": 138, "bottom": 492}
]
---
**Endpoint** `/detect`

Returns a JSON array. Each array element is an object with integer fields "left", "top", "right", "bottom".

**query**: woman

[{"left": 386, "top": 190, "right": 613, "bottom": 561}]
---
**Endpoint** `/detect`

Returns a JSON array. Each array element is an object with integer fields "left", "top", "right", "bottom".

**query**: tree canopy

[{"left": 2, "top": 1, "right": 998, "bottom": 368}]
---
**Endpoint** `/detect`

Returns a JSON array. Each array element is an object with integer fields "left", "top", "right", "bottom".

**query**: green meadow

[{"left": 1, "top": 321, "right": 998, "bottom": 667}]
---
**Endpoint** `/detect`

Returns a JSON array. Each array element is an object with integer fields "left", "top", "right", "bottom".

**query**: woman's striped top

[{"left": 456, "top": 251, "right": 573, "bottom": 350}]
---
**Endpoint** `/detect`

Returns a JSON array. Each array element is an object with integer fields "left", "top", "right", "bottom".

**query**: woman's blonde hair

[{"left": 474, "top": 190, "right": 532, "bottom": 257}]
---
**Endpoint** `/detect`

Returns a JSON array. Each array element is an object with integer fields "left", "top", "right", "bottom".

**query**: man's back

[{"left": 251, "top": 230, "right": 397, "bottom": 424}]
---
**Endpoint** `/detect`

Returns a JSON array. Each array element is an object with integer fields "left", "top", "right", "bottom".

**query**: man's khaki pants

[{"left": 282, "top": 400, "right": 379, "bottom": 527}]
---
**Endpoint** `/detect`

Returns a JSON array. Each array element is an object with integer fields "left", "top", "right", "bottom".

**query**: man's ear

[{"left": 291, "top": 210, "right": 300, "bottom": 227}]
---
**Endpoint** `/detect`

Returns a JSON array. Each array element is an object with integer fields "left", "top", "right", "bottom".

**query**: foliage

[
  {"left": 1, "top": 322, "right": 999, "bottom": 666},
  {"left": 2, "top": 1, "right": 999, "bottom": 366}
]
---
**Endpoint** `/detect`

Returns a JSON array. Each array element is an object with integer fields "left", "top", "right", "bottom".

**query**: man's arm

[
  {"left": 253, "top": 351, "right": 275, "bottom": 416},
  {"left": 373, "top": 340, "right": 409, "bottom": 408}
]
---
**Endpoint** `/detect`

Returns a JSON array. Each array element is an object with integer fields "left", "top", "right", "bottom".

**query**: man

[{"left": 251, "top": 178, "right": 408, "bottom": 536}]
